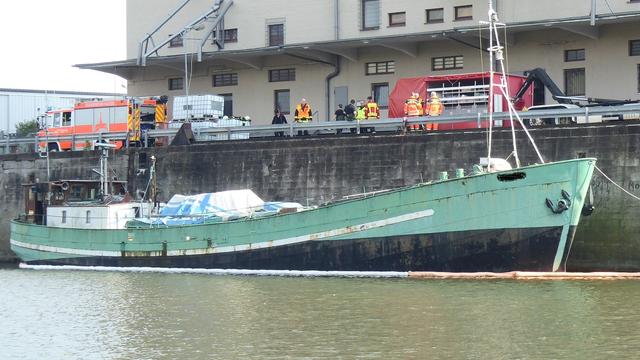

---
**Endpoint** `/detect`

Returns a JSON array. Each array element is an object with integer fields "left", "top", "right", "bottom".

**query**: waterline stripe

[
  {"left": 18, "top": 264, "right": 409, "bottom": 278},
  {"left": 11, "top": 209, "right": 435, "bottom": 258}
]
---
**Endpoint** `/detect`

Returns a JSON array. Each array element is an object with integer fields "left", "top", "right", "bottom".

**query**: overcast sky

[{"left": 0, "top": 0, "right": 127, "bottom": 93}]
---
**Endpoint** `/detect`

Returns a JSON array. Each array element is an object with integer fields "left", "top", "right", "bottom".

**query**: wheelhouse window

[
  {"left": 366, "top": 61, "right": 395, "bottom": 75},
  {"left": 565, "top": 49, "right": 585, "bottom": 62},
  {"left": 268, "top": 24, "right": 284, "bottom": 46},
  {"left": 432, "top": 56, "right": 464, "bottom": 71},
  {"left": 269, "top": 68, "right": 295, "bottom": 82},
  {"left": 362, "top": 0, "right": 380, "bottom": 30},
  {"left": 169, "top": 34, "right": 183, "bottom": 48},
  {"left": 454, "top": 5, "right": 473, "bottom": 21},
  {"left": 213, "top": 73, "right": 238, "bottom": 87},
  {"left": 426, "top": 8, "right": 444, "bottom": 24},
  {"left": 372, "top": 83, "right": 389, "bottom": 109},
  {"left": 564, "top": 68, "right": 586, "bottom": 96},
  {"left": 168, "top": 78, "right": 184, "bottom": 90},
  {"left": 274, "top": 89, "right": 290, "bottom": 114},
  {"left": 388, "top": 12, "right": 406, "bottom": 27}
]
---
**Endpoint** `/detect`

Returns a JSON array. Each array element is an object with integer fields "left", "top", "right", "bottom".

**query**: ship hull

[
  {"left": 11, "top": 159, "right": 596, "bottom": 273},
  {"left": 20, "top": 226, "right": 574, "bottom": 272}
]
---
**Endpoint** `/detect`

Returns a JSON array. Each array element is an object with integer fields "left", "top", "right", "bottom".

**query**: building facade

[
  {"left": 0, "top": 89, "right": 124, "bottom": 135},
  {"left": 80, "top": 0, "right": 640, "bottom": 125}
]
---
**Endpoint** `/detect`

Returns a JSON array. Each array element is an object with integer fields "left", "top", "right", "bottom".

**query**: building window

[
  {"left": 565, "top": 49, "right": 585, "bottom": 62},
  {"left": 168, "top": 78, "right": 184, "bottom": 90},
  {"left": 224, "top": 28, "right": 238, "bottom": 43},
  {"left": 362, "top": 0, "right": 380, "bottom": 30},
  {"left": 630, "top": 40, "right": 640, "bottom": 56},
  {"left": 274, "top": 90, "right": 290, "bottom": 114},
  {"left": 169, "top": 34, "right": 183, "bottom": 47},
  {"left": 366, "top": 61, "right": 395, "bottom": 75},
  {"left": 637, "top": 64, "right": 640, "bottom": 93},
  {"left": 426, "top": 8, "right": 444, "bottom": 24},
  {"left": 372, "top": 83, "right": 389, "bottom": 109},
  {"left": 269, "top": 68, "right": 295, "bottom": 82},
  {"left": 432, "top": 56, "right": 464, "bottom": 71},
  {"left": 86, "top": 210, "right": 91, "bottom": 224},
  {"left": 61, "top": 211, "right": 67, "bottom": 224},
  {"left": 454, "top": 5, "right": 473, "bottom": 21},
  {"left": 388, "top": 12, "right": 406, "bottom": 27},
  {"left": 268, "top": 24, "right": 284, "bottom": 46},
  {"left": 565, "top": 68, "right": 586, "bottom": 96},
  {"left": 213, "top": 73, "right": 238, "bottom": 87}
]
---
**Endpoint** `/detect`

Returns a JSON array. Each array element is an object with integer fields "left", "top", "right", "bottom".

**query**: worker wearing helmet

[
  {"left": 294, "top": 98, "right": 312, "bottom": 136},
  {"left": 404, "top": 92, "right": 423, "bottom": 132},
  {"left": 425, "top": 91, "right": 443, "bottom": 131},
  {"left": 363, "top": 96, "right": 379, "bottom": 134}
]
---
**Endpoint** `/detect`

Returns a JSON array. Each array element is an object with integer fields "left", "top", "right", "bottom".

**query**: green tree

[{"left": 15, "top": 119, "right": 40, "bottom": 137}]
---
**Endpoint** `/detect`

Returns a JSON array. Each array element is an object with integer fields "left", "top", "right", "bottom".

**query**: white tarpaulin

[{"left": 160, "top": 190, "right": 264, "bottom": 218}]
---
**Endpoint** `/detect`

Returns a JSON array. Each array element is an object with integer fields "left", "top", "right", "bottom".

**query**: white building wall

[{"left": 122, "top": 0, "right": 640, "bottom": 125}]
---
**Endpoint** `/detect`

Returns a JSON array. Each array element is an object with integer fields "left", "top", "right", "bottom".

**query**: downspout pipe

[
  {"left": 325, "top": 56, "right": 341, "bottom": 121},
  {"left": 284, "top": 52, "right": 340, "bottom": 121},
  {"left": 590, "top": 0, "right": 597, "bottom": 26}
]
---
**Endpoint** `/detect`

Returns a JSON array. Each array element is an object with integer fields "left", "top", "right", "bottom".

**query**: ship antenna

[{"left": 484, "top": 1, "right": 545, "bottom": 168}]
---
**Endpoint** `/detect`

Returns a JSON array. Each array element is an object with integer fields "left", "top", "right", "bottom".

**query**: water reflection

[{"left": 1, "top": 269, "right": 640, "bottom": 359}]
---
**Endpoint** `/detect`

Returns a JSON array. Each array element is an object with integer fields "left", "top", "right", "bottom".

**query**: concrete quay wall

[{"left": 1, "top": 123, "right": 639, "bottom": 270}]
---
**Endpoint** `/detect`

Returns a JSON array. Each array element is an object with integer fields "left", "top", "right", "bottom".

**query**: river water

[{"left": 1, "top": 268, "right": 640, "bottom": 359}]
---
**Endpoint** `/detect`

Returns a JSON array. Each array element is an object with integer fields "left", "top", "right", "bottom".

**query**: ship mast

[{"left": 485, "top": 1, "right": 545, "bottom": 169}]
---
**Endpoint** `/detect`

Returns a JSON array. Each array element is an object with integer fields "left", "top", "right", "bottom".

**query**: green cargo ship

[
  {"left": 9, "top": 3, "right": 597, "bottom": 272},
  {"left": 10, "top": 158, "right": 596, "bottom": 272}
]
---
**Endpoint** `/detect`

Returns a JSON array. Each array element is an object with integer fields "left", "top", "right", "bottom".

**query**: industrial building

[
  {"left": 79, "top": 0, "right": 640, "bottom": 125},
  {"left": 0, "top": 88, "right": 123, "bottom": 135}
]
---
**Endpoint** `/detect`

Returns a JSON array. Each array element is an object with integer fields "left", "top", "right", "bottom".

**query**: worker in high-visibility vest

[
  {"left": 363, "top": 96, "right": 379, "bottom": 134},
  {"left": 355, "top": 101, "right": 366, "bottom": 121},
  {"left": 425, "top": 92, "right": 443, "bottom": 131},
  {"left": 404, "top": 92, "right": 423, "bottom": 132},
  {"left": 294, "top": 98, "right": 312, "bottom": 136}
]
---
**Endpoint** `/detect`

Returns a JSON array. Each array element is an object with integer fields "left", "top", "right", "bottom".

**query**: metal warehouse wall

[{"left": 0, "top": 90, "right": 123, "bottom": 135}]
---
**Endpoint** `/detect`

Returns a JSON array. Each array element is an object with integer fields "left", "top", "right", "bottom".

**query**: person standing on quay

[
  {"left": 294, "top": 98, "right": 312, "bottom": 136},
  {"left": 345, "top": 99, "right": 357, "bottom": 134},
  {"left": 364, "top": 96, "right": 379, "bottom": 134},
  {"left": 272, "top": 109, "right": 287, "bottom": 137},
  {"left": 334, "top": 104, "right": 346, "bottom": 134}
]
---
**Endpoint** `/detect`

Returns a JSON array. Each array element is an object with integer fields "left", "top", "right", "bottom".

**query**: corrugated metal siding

[{"left": 0, "top": 90, "right": 120, "bottom": 134}]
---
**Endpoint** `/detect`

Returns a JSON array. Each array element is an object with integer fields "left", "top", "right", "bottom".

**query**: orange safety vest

[
  {"left": 428, "top": 101, "right": 443, "bottom": 116},
  {"left": 295, "top": 104, "right": 312, "bottom": 122},
  {"left": 404, "top": 99, "right": 422, "bottom": 117},
  {"left": 365, "top": 102, "right": 379, "bottom": 119}
]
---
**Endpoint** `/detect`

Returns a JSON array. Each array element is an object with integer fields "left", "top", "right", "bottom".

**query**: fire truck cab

[{"left": 38, "top": 97, "right": 167, "bottom": 152}]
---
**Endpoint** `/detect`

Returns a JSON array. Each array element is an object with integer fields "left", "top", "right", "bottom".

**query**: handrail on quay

[{"left": 2, "top": 104, "right": 639, "bottom": 154}]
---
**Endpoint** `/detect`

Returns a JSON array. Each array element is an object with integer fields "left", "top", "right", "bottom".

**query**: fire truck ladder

[{"left": 137, "top": 0, "right": 234, "bottom": 66}]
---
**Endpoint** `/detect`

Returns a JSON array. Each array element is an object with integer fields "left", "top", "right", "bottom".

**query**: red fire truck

[
  {"left": 38, "top": 97, "right": 168, "bottom": 151},
  {"left": 388, "top": 72, "right": 534, "bottom": 130}
]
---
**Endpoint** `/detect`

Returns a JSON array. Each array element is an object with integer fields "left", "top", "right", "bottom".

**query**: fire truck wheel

[{"left": 48, "top": 143, "right": 59, "bottom": 152}]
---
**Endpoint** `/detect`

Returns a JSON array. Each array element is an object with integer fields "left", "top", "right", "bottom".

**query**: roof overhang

[{"left": 76, "top": 12, "right": 640, "bottom": 79}]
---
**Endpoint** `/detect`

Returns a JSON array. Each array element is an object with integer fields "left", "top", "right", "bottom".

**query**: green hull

[{"left": 11, "top": 159, "right": 596, "bottom": 272}]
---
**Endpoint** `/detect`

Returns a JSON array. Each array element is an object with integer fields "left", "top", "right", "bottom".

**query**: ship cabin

[{"left": 21, "top": 180, "right": 148, "bottom": 229}]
